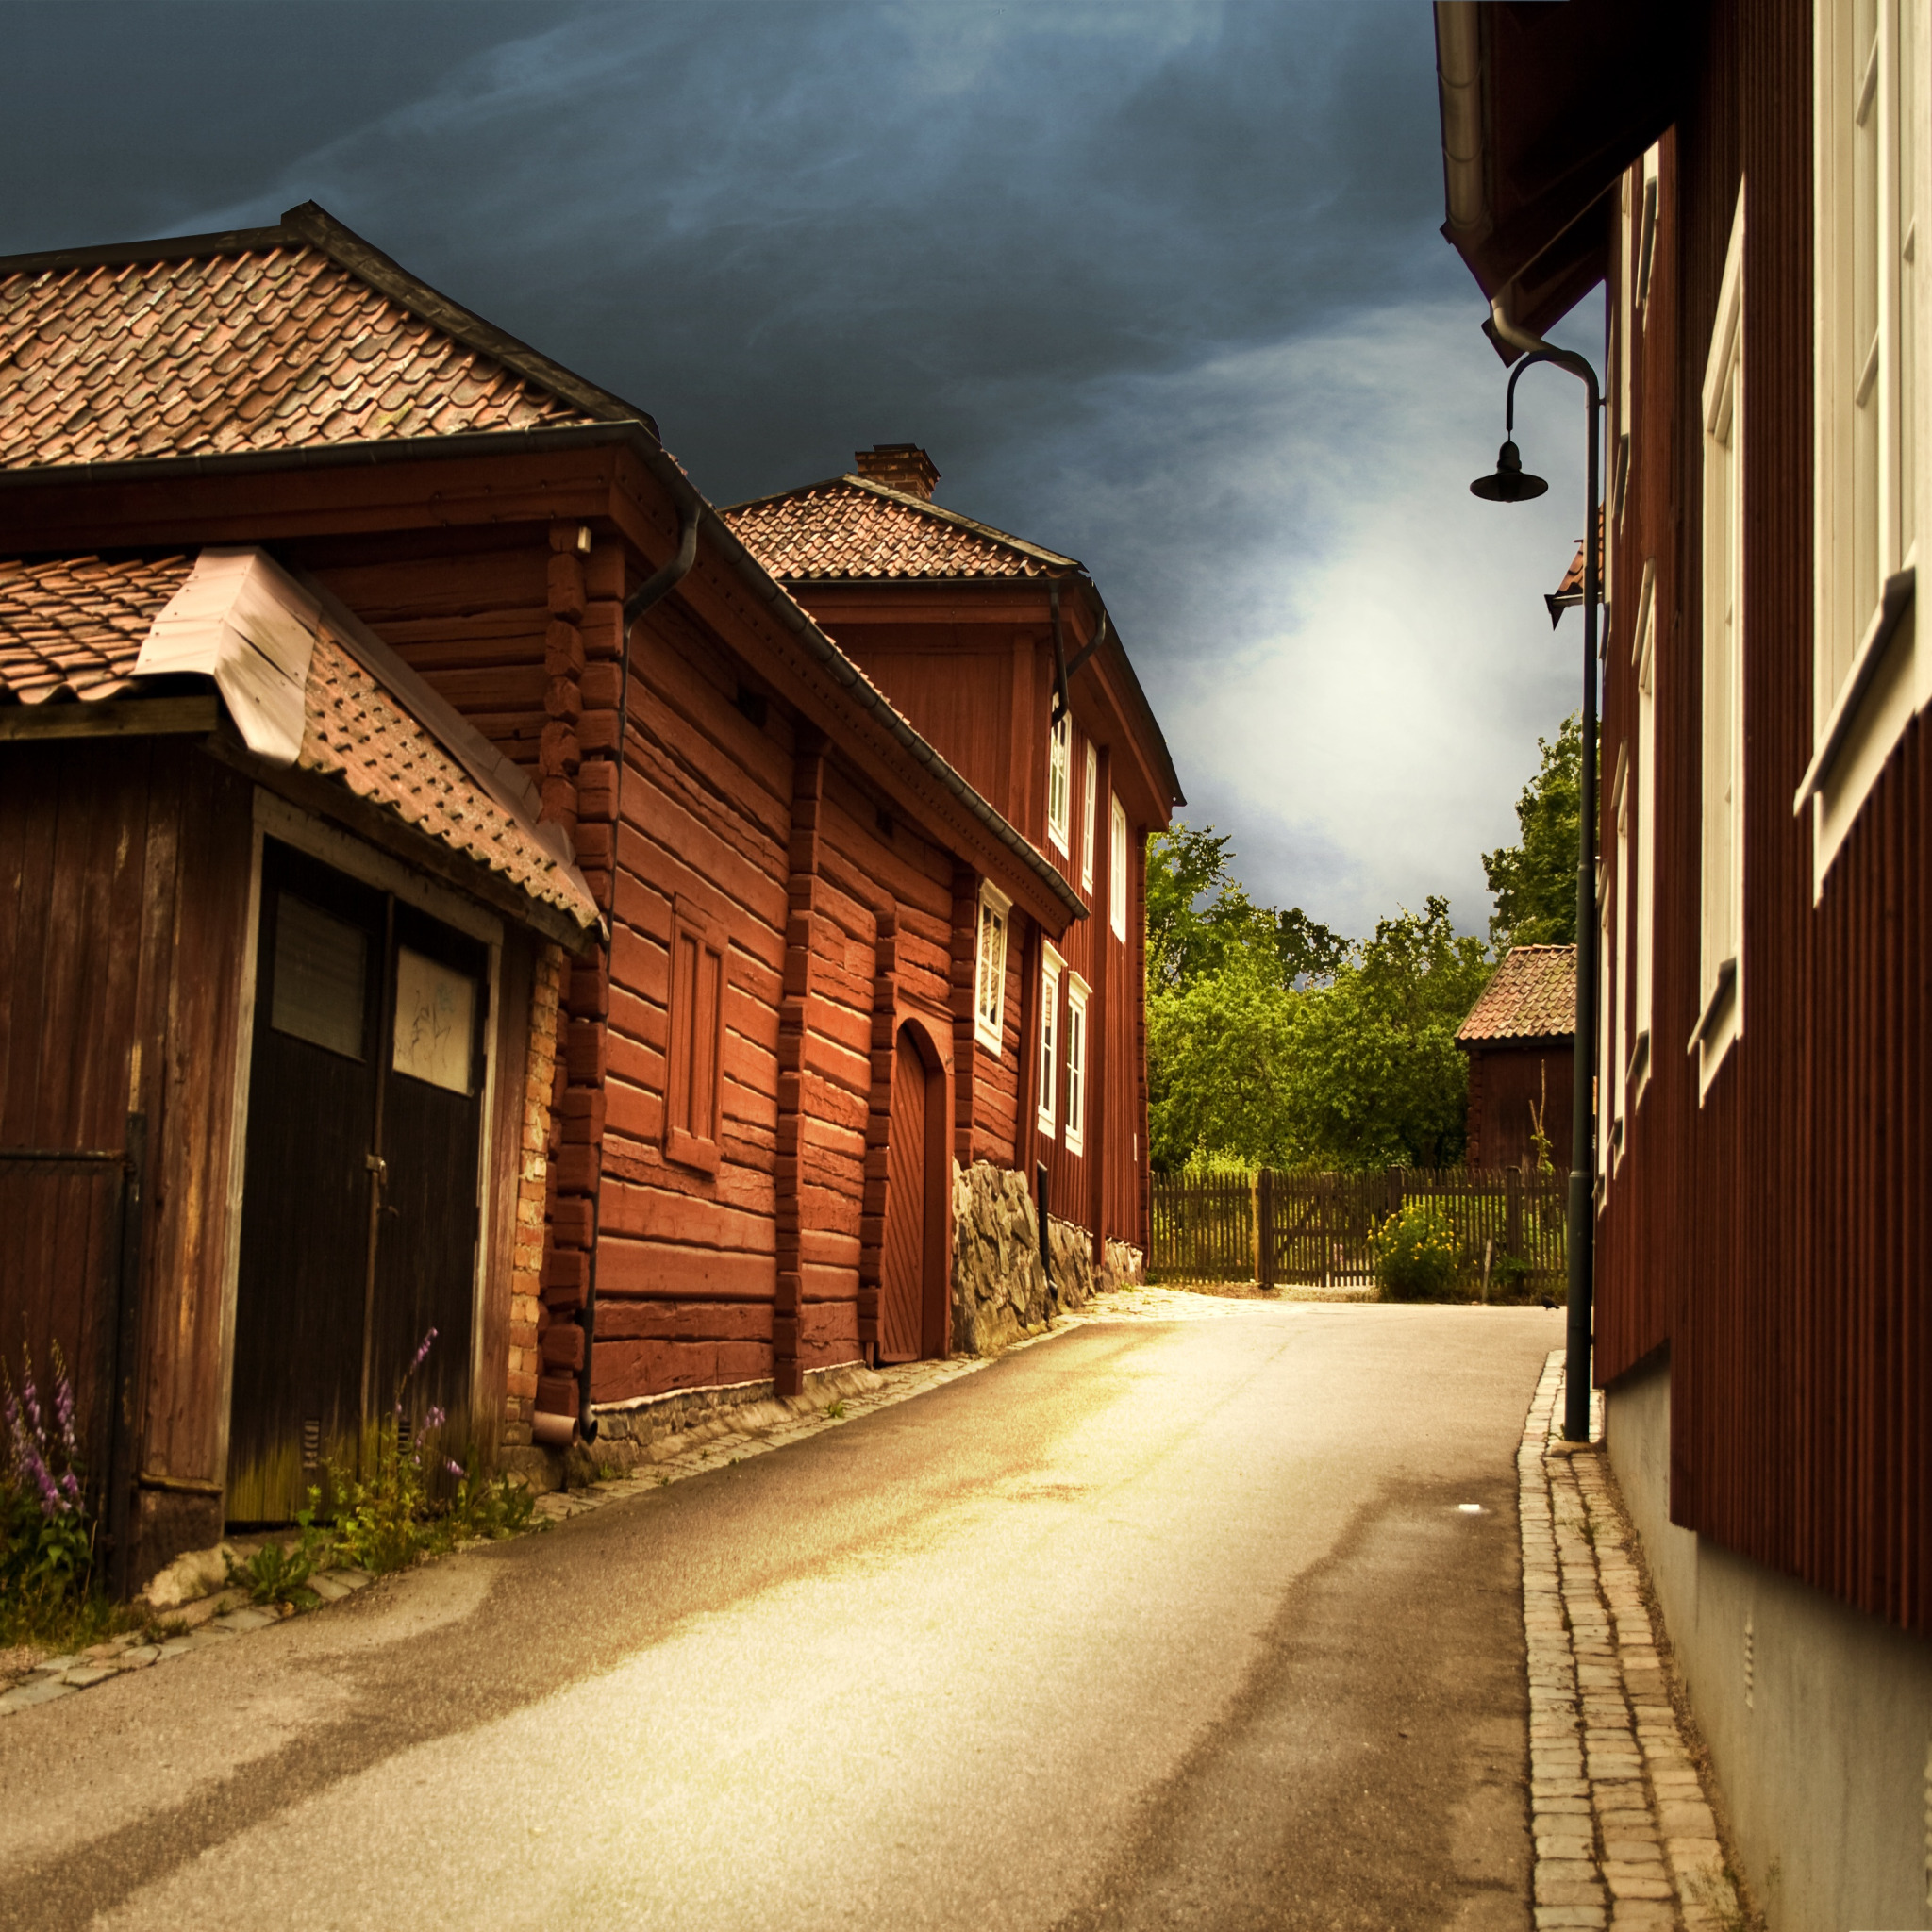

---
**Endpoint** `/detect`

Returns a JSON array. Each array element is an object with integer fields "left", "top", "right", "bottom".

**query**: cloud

[{"left": 1, "top": 0, "right": 1603, "bottom": 941}]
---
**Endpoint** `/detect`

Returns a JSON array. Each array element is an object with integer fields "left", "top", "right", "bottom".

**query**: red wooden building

[
  {"left": 726, "top": 447, "right": 1182, "bottom": 1272},
  {"left": 1454, "top": 943, "right": 1574, "bottom": 1174},
  {"left": 0, "top": 205, "right": 1166, "bottom": 1586},
  {"left": 1436, "top": 2, "right": 1932, "bottom": 1919}
]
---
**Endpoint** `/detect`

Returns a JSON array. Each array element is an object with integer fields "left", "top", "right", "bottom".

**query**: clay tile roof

[
  {"left": 0, "top": 550, "right": 598, "bottom": 932},
  {"left": 723, "top": 475, "right": 1080, "bottom": 582},
  {"left": 0, "top": 203, "right": 658, "bottom": 474},
  {"left": 1551, "top": 504, "right": 1606, "bottom": 607},
  {"left": 0, "top": 248, "right": 594, "bottom": 470},
  {"left": 1457, "top": 943, "right": 1577, "bottom": 1042},
  {"left": 299, "top": 632, "right": 598, "bottom": 931},
  {"left": 0, "top": 552, "right": 193, "bottom": 701}
]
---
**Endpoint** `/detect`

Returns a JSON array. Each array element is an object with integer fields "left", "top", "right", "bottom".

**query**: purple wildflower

[
  {"left": 54, "top": 1372, "right": 76, "bottom": 1461},
  {"left": 407, "top": 1328, "right": 438, "bottom": 1378},
  {"left": 445, "top": 1458, "right": 465, "bottom": 1479},
  {"left": 21, "top": 1368, "right": 40, "bottom": 1439}
]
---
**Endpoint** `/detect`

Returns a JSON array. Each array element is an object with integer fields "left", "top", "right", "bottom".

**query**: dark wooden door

[
  {"left": 228, "top": 841, "right": 486, "bottom": 1523},
  {"left": 369, "top": 905, "right": 487, "bottom": 1442},
  {"left": 879, "top": 1027, "right": 929, "bottom": 1364}
]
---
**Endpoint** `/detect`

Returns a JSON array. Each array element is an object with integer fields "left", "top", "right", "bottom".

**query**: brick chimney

[{"left": 853, "top": 443, "right": 940, "bottom": 501}]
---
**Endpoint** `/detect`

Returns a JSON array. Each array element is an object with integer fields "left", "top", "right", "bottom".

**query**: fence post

[
  {"left": 1256, "top": 1169, "right": 1275, "bottom": 1292},
  {"left": 1505, "top": 1164, "right": 1523, "bottom": 1260}
]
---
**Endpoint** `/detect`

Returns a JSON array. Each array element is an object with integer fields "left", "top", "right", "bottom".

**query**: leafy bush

[
  {"left": 226, "top": 1500, "right": 333, "bottom": 1607},
  {"left": 1371, "top": 1203, "right": 1461, "bottom": 1302},
  {"left": 2, "top": 1346, "right": 96, "bottom": 1618}
]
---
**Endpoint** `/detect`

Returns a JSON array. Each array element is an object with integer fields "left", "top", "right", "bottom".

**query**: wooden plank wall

[
  {"left": 0, "top": 739, "right": 253, "bottom": 1573},
  {"left": 1595, "top": 0, "right": 1932, "bottom": 1638}
]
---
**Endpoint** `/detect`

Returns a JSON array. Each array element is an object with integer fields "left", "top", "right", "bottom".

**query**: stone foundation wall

[{"left": 949, "top": 1159, "right": 1144, "bottom": 1356}]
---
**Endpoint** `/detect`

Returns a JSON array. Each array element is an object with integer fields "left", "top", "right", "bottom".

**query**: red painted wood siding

[{"left": 1594, "top": 0, "right": 1932, "bottom": 1637}]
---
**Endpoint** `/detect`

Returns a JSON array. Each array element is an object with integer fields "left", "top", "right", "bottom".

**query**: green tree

[
  {"left": 1145, "top": 825, "right": 1288, "bottom": 992},
  {"left": 1282, "top": 897, "right": 1492, "bottom": 1170},
  {"left": 1483, "top": 713, "right": 1582, "bottom": 949},
  {"left": 1145, "top": 942, "right": 1298, "bottom": 1172}
]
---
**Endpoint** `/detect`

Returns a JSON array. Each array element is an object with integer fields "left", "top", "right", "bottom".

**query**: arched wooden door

[{"left": 879, "top": 1024, "right": 938, "bottom": 1364}]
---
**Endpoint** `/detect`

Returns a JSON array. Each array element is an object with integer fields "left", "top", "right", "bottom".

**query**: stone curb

[{"left": 1520, "top": 1349, "right": 1744, "bottom": 1931}]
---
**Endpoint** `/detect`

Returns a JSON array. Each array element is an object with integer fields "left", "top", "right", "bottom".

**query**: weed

[
  {"left": 823, "top": 1399, "right": 848, "bottom": 1421},
  {"left": 1684, "top": 1860, "right": 1751, "bottom": 1932},
  {"left": 225, "top": 1499, "right": 333, "bottom": 1607}
]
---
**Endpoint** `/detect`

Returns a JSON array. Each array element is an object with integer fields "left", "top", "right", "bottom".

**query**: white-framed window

[
  {"left": 1691, "top": 188, "right": 1746, "bottom": 1096},
  {"left": 1037, "top": 946, "right": 1062, "bottom": 1135},
  {"left": 1805, "top": 0, "right": 1928, "bottom": 886},
  {"left": 1629, "top": 564, "right": 1657, "bottom": 1108},
  {"left": 1064, "top": 974, "right": 1090, "bottom": 1155},
  {"left": 1109, "top": 795, "right": 1128, "bottom": 941},
  {"left": 974, "top": 883, "right": 1011, "bottom": 1055},
  {"left": 1046, "top": 713, "right": 1072, "bottom": 855},
  {"left": 1636, "top": 141, "right": 1662, "bottom": 320},
  {"left": 1080, "top": 743, "right": 1098, "bottom": 894},
  {"left": 1609, "top": 746, "right": 1631, "bottom": 1169}
]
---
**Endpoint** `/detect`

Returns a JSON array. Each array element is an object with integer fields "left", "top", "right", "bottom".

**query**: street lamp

[{"left": 1470, "top": 345, "right": 1601, "bottom": 1445}]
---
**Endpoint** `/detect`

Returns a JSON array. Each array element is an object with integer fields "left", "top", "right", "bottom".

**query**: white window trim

[
  {"left": 1637, "top": 141, "right": 1661, "bottom": 322},
  {"left": 1037, "top": 945, "right": 1062, "bottom": 1136},
  {"left": 974, "top": 882, "right": 1011, "bottom": 1056},
  {"left": 1080, "top": 743, "right": 1098, "bottom": 894},
  {"left": 1804, "top": 0, "right": 1929, "bottom": 892},
  {"left": 1046, "top": 714, "right": 1072, "bottom": 856},
  {"left": 1629, "top": 561, "right": 1657, "bottom": 1111},
  {"left": 1691, "top": 186, "right": 1747, "bottom": 1099},
  {"left": 1064, "top": 974, "right": 1091, "bottom": 1156},
  {"left": 1609, "top": 745, "right": 1631, "bottom": 1171},
  {"left": 1108, "top": 795, "right": 1129, "bottom": 941}
]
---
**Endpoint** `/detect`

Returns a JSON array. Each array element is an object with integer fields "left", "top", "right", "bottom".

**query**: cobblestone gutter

[{"left": 1523, "top": 1350, "right": 1748, "bottom": 1931}]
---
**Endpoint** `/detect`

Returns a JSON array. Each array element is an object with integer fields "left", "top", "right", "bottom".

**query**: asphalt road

[{"left": 0, "top": 1300, "right": 1560, "bottom": 1931}]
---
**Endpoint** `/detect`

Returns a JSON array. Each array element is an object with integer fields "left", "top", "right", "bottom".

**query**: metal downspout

[{"left": 572, "top": 496, "right": 700, "bottom": 1446}]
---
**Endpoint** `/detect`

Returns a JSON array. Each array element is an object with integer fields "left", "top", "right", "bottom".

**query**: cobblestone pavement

[{"left": 1521, "top": 1350, "right": 1743, "bottom": 1931}]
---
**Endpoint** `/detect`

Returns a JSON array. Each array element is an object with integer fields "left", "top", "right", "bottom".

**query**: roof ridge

[
  {"left": 722, "top": 471, "right": 1083, "bottom": 574},
  {"left": 0, "top": 202, "right": 662, "bottom": 444}
]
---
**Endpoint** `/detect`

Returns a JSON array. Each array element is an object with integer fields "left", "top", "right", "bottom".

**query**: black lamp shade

[{"left": 1470, "top": 438, "right": 1548, "bottom": 503}]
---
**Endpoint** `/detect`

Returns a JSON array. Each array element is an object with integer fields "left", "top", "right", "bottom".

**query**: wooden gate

[
  {"left": 1150, "top": 1166, "right": 1569, "bottom": 1291},
  {"left": 227, "top": 840, "right": 488, "bottom": 1523}
]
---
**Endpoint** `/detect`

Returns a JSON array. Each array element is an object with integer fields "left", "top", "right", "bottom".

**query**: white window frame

[
  {"left": 1037, "top": 945, "right": 1062, "bottom": 1136},
  {"left": 1629, "top": 563, "right": 1657, "bottom": 1110},
  {"left": 1804, "top": 0, "right": 1930, "bottom": 890},
  {"left": 1609, "top": 746, "right": 1631, "bottom": 1171},
  {"left": 974, "top": 882, "right": 1011, "bottom": 1055},
  {"left": 1108, "top": 795, "right": 1129, "bottom": 941},
  {"left": 1637, "top": 141, "right": 1662, "bottom": 321},
  {"left": 1046, "top": 713, "right": 1072, "bottom": 856},
  {"left": 1691, "top": 187, "right": 1747, "bottom": 1098},
  {"left": 1080, "top": 743, "right": 1098, "bottom": 894},
  {"left": 1064, "top": 974, "right": 1090, "bottom": 1155}
]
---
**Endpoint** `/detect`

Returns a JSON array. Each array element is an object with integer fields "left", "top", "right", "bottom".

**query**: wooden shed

[
  {"left": 0, "top": 543, "right": 599, "bottom": 1582},
  {"left": 1454, "top": 943, "right": 1575, "bottom": 1174},
  {"left": 0, "top": 204, "right": 1132, "bottom": 1579}
]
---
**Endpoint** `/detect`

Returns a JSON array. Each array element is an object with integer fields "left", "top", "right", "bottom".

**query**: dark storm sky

[{"left": 1, "top": 0, "right": 1601, "bottom": 935}]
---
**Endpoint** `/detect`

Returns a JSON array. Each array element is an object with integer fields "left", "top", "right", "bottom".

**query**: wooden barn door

[
  {"left": 227, "top": 840, "right": 487, "bottom": 1523},
  {"left": 879, "top": 1024, "right": 936, "bottom": 1364}
]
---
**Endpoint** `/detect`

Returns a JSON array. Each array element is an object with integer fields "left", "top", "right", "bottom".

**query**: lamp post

[{"left": 1471, "top": 346, "right": 1601, "bottom": 1445}]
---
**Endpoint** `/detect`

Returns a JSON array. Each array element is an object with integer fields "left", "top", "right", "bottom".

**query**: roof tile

[
  {"left": 0, "top": 551, "right": 597, "bottom": 930},
  {"left": 1457, "top": 944, "right": 1577, "bottom": 1042},
  {"left": 724, "top": 475, "right": 1078, "bottom": 582},
  {"left": 0, "top": 245, "right": 596, "bottom": 471}
]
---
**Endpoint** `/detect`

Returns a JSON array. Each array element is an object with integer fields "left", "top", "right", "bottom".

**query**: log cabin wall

[{"left": 1593, "top": 0, "right": 1932, "bottom": 1638}]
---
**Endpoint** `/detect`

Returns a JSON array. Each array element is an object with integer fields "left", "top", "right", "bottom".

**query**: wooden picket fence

[{"left": 1149, "top": 1166, "right": 1568, "bottom": 1292}]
